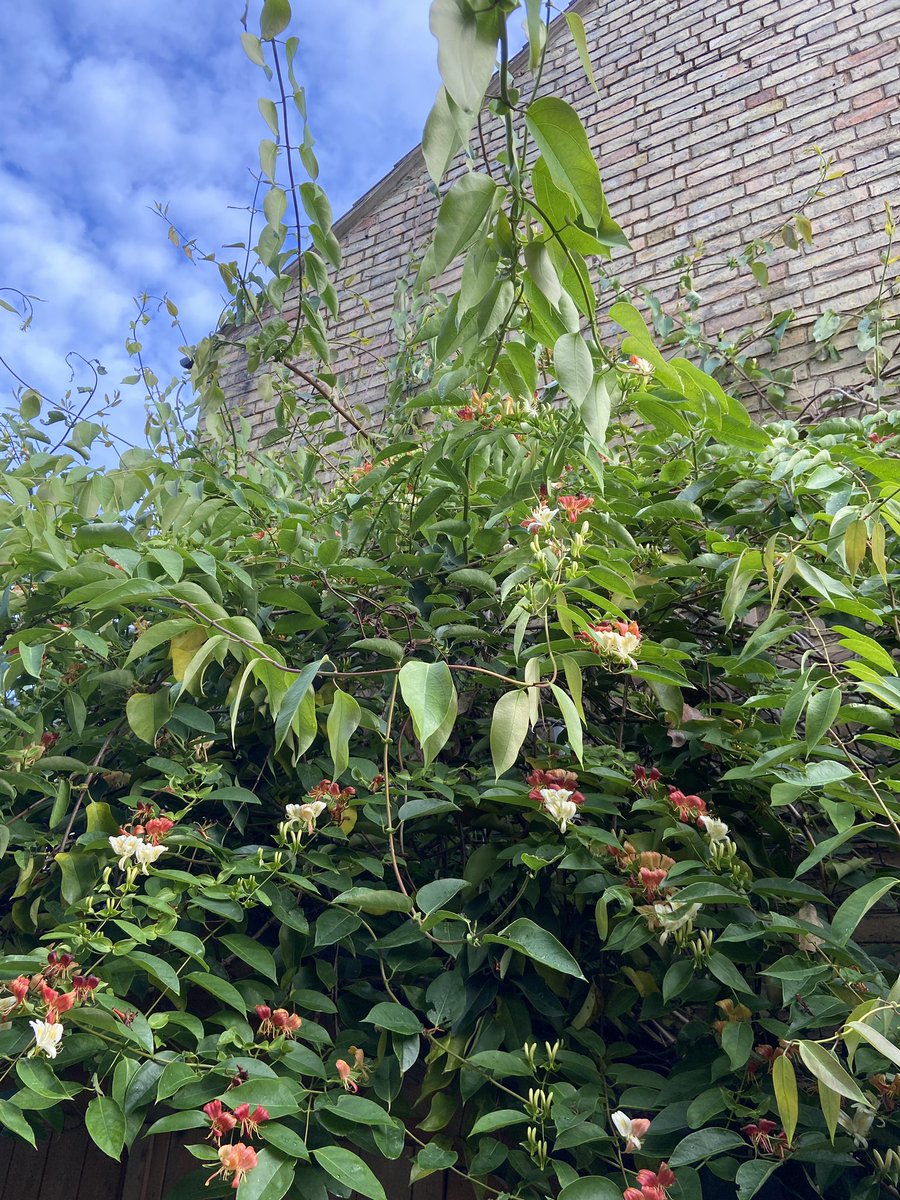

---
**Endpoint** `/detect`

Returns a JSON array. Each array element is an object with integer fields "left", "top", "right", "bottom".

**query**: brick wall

[{"left": 219, "top": 0, "right": 900, "bottom": 444}]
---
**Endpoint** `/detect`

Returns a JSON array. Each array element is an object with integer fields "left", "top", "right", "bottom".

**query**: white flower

[
  {"left": 0, "top": 996, "right": 16, "bottom": 1020},
  {"left": 700, "top": 815, "right": 729, "bottom": 842},
  {"left": 610, "top": 1110, "right": 651, "bottom": 1151},
  {"left": 109, "top": 834, "right": 141, "bottom": 871},
  {"left": 539, "top": 788, "right": 579, "bottom": 834},
  {"left": 619, "top": 355, "right": 654, "bottom": 378},
  {"left": 521, "top": 505, "right": 557, "bottom": 534},
  {"left": 134, "top": 841, "right": 165, "bottom": 875},
  {"left": 650, "top": 900, "right": 701, "bottom": 944},
  {"left": 29, "top": 1019, "right": 63, "bottom": 1059},
  {"left": 797, "top": 902, "right": 825, "bottom": 952},
  {"left": 285, "top": 800, "right": 328, "bottom": 834},
  {"left": 838, "top": 1103, "right": 875, "bottom": 1147}
]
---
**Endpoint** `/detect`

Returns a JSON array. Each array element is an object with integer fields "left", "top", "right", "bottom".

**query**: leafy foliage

[{"left": 2, "top": 3, "right": 900, "bottom": 1200}]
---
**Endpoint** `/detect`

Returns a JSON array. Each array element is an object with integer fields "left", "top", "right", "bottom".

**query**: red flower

[
  {"left": 742, "top": 1119, "right": 788, "bottom": 1156},
  {"left": 203, "top": 1099, "right": 237, "bottom": 1142},
  {"left": 558, "top": 494, "right": 594, "bottom": 522},
  {"left": 41, "top": 732, "right": 60, "bottom": 749},
  {"left": 456, "top": 406, "right": 476, "bottom": 421},
  {"left": 8, "top": 975, "right": 30, "bottom": 1007},
  {"left": 144, "top": 816, "right": 174, "bottom": 843},
  {"left": 45, "top": 950, "right": 75, "bottom": 978},
  {"left": 525, "top": 768, "right": 583, "bottom": 804},
  {"left": 667, "top": 787, "right": 707, "bottom": 824},
  {"left": 72, "top": 975, "right": 100, "bottom": 1001},
  {"left": 639, "top": 867, "right": 668, "bottom": 897},
  {"left": 271, "top": 1008, "right": 302, "bottom": 1037},
  {"left": 632, "top": 765, "right": 661, "bottom": 789},
  {"left": 232, "top": 1103, "right": 269, "bottom": 1138},
  {"left": 112, "top": 1008, "right": 136, "bottom": 1026},
  {"left": 308, "top": 780, "right": 355, "bottom": 803}
]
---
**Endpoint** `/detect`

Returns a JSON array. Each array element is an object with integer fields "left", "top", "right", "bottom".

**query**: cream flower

[
  {"left": 0, "top": 996, "right": 16, "bottom": 1020},
  {"left": 521, "top": 505, "right": 558, "bottom": 534},
  {"left": 610, "top": 1110, "right": 652, "bottom": 1152},
  {"left": 538, "top": 787, "right": 579, "bottom": 834},
  {"left": 838, "top": 1104, "right": 875, "bottom": 1148},
  {"left": 700, "top": 815, "right": 729, "bottom": 842},
  {"left": 30, "top": 1019, "right": 63, "bottom": 1059},
  {"left": 619, "top": 354, "right": 654, "bottom": 378},
  {"left": 108, "top": 834, "right": 141, "bottom": 871},
  {"left": 134, "top": 841, "right": 165, "bottom": 875},
  {"left": 285, "top": 800, "right": 328, "bottom": 834},
  {"left": 646, "top": 900, "right": 701, "bottom": 945}
]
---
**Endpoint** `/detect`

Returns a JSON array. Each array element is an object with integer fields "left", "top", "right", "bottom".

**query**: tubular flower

[
  {"left": 713, "top": 999, "right": 752, "bottom": 1032},
  {"left": 29, "top": 1019, "right": 63, "bottom": 1059},
  {"left": 134, "top": 841, "right": 165, "bottom": 874},
  {"left": 699, "top": 814, "right": 729, "bottom": 842},
  {"left": 871, "top": 1074, "right": 900, "bottom": 1111},
  {"left": 284, "top": 800, "right": 328, "bottom": 835},
  {"left": 526, "top": 768, "right": 582, "bottom": 799},
  {"left": 144, "top": 816, "right": 174, "bottom": 843},
  {"left": 45, "top": 950, "right": 76, "bottom": 979},
  {"left": 619, "top": 354, "right": 654, "bottom": 378},
  {"left": 838, "top": 1104, "right": 875, "bottom": 1148},
  {"left": 232, "top": 1103, "right": 269, "bottom": 1138},
  {"left": 271, "top": 1008, "right": 302, "bottom": 1037},
  {"left": 611, "top": 1111, "right": 652, "bottom": 1152},
  {"left": 0, "top": 997, "right": 16, "bottom": 1020},
  {"left": 203, "top": 1100, "right": 237, "bottom": 1143},
  {"left": 577, "top": 621, "right": 641, "bottom": 666},
  {"left": 639, "top": 900, "right": 701, "bottom": 945},
  {"left": 521, "top": 504, "right": 558, "bottom": 534},
  {"left": 40, "top": 984, "right": 75, "bottom": 1022},
  {"left": 667, "top": 787, "right": 707, "bottom": 823},
  {"left": 558, "top": 494, "right": 594, "bottom": 523},
  {"left": 255, "top": 1005, "right": 274, "bottom": 1036},
  {"left": 336, "top": 1058, "right": 359, "bottom": 1093},
  {"left": 72, "top": 975, "right": 100, "bottom": 1002},
  {"left": 742, "top": 1118, "right": 788, "bottom": 1157},
  {"left": 8, "top": 975, "right": 30, "bottom": 1007},
  {"left": 308, "top": 780, "right": 356, "bottom": 803},
  {"left": 207, "top": 1143, "right": 258, "bottom": 1190},
  {"left": 109, "top": 833, "right": 142, "bottom": 870},
  {"left": 632, "top": 765, "right": 661, "bottom": 789},
  {"left": 538, "top": 787, "right": 581, "bottom": 834},
  {"left": 456, "top": 406, "right": 476, "bottom": 421}
]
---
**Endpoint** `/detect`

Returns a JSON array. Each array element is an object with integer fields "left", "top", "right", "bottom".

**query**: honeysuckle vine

[{"left": 1, "top": 1, "right": 900, "bottom": 1199}]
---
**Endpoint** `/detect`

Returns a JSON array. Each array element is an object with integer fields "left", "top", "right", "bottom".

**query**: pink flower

[
  {"left": 668, "top": 787, "right": 707, "bottom": 823},
  {"left": 207, "top": 1143, "right": 258, "bottom": 1190},
  {"left": 203, "top": 1100, "right": 237, "bottom": 1143},
  {"left": 232, "top": 1103, "right": 269, "bottom": 1138},
  {"left": 558, "top": 494, "right": 594, "bottom": 522},
  {"left": 336, "top": 1058, "right": 359, "bottom": 1093},
  {"left": 8, "top": 975, "right": 30, "bottom": 1007}
]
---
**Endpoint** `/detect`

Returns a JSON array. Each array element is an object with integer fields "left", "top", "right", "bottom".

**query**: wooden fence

[{"left": 0, "top": 1118, "right": 467, "bottom": 1200}]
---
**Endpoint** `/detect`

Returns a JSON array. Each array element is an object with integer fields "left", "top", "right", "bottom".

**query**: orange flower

[
  {"left": 558, "top": 494, "right": 594, "bottom": 522},
  {"left": 336, "top": 1058, "right": 359, "bottom": 1092},
  {"left": 232, "top": 1103, "right": 269, "bottom": 1138},
  {"left": 207, "top": 1142, "right": 258, "bottom": 1190},
  {"left": 203, "top": 1100, "right": 237, "bottom": 1143}
]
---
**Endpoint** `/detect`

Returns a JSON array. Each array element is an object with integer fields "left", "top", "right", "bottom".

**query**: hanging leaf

[
  {"left": 327, "top": 688, "right": 361, "bottom": 778},
  {"left": 773, "top": 1053, "right": 798, "bottom": 1146},
  {"left": 554, "top": 332, "right": 593, "bottom": 407},
  {"left": 487, "top": 917, "right": 586, "bottom": 980},
  {"left": 126, "top": 690, "right": 172, "bottom": 745},
  {"left": 313, "top": 1146, "right": 386, "bottom": 1200},
  {"left": 424, "top": 172, "right": 498, "bottom": 280},
  {"left": 831, "top": 876, "right": 900, "bottom": 945},
  {"left": 804, "top": 686, "right": 842, "bottom": 751},
  {"left": 489, "top": 689, "right": 531, "bottom": 778},
  {"left": 260, "top": 0, "right": 292, "bottom": 41},
  {"left": 565, "top": 13, "right": 599, "bottom": 95},
  {"left": 429, "top": 0, "right": 498, "bottom": 115},
  {"left": 550, "top": 683, "right": 583, "bottom": 763},
  {"left": 85, "top": 1096, "right": 126, "bottom": 1160},
  {"left": 797, "top": 1041, "right": 869, "bottom": 1106},
  {"left": 398, "top": 660, "right": 457, "bottom": 766}
]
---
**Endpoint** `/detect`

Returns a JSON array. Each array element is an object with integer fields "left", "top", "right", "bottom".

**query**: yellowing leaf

[{"left": 171, "top": 626, "right": 207, "bottom": 681}]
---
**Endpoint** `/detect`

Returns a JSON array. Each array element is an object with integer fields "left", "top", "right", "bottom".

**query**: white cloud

[{"left": 0, "top": 0, "right": 443, "bottom": 442}]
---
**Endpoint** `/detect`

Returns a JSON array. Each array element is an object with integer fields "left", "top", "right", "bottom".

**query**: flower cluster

[
  {"left": 203, "top": 1099, "right": 270, "bottom": 1143},
  {"left": 623, "top": 1163, "right": 676, "bottom": 1200},
  {"left": 255, "top": 1004, "right": 302, "bottom": 1039},
  {"left": 1, "top": 949, "right": 100, "bottom": 1060},
  {"left": 207, "top": 1143, "right": 258, "bottom": 1191},
  {"left": 632, "top": 766, "right": 730, "bottom": 841},
  {"left": 742, "top": 1118, "right": 789, "bottom": 1157},
  {"left": 618, "top": 354, "right": 655, "bottom": 379},
  {"left": 558, "top": 494, "right": 594, "bottom": 522},
  {"left": 526, "top": 768, "right": 585, "bottom": 834},
  {"left": 611, "top": 843, "right": 675, "bottom": 900},
  {"left": 577, "top": 620, "right": 642, "bottom": 667},
  {"left": 109, "top": 832, "right": 166, "bottom": 874}
]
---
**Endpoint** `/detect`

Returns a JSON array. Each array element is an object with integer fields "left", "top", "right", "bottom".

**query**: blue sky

[{"left": 0, "top": 1, "right": 447, "bottom": 442}]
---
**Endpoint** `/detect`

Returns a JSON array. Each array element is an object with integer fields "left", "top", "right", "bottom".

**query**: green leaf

[
  {"left": 831, "top": 876, "right": 900, "bottom": 945},
  {"left": 429, "top": 0, "right": 498, "bottom": 115},
  {"left": 489, "top": 688, "right": 531, "bottom": 778},
  {"left": 313, "top": 1146, "right": 387, "bottom": 1200},
  {"left": 525, "top": 97, "right": 623, "bottom": 242},
  {"left": 579, "top": 375, "right": 612, "bottom": 449},
  {"left": 18, "top": 642, "right": 44, "bottom": 678},
  {"left": 129, "top": 950, "right": 182, "bottom": 996},
  {"left": 398, "top": 660, "right": 457, "bottom": 765},
  {"left": 363, "top": 1002, "right": 422, "bottom": 1037},
  {"left": 722, "top": 1020, "right": 753, "bottom": 1071},
  {"left": 565, "top": 12, "right": 599, "bottom": 95},
  {"left": 797, "top": 1040, "right": 869, "bottom": 1106},
  {"left": 416, "top": 877, "right": 466, "bottom": 915},
  {"left": 469, "top": 1109, "right": 530, "bottom": 1136},
  {"left": 327, "top": 687, "right": 361, "bottom": 778},
  {"left": 273, "top": 659, "right": 322, "bottom": 751},
  {"left": 668, "top": 1128, "right": 746, "bottom": 1166},
  {"left": 126, "top": 690, "right": 172, "bottom": 745},
  {"left": 550, "top": 683, "right": 583, "bottom": 763},
  {"left": 219, "top": 934, "right": 279, "bottom": 983},
  {"left": 427, "top": 172, "right": 498, "bottom": 279},
  {"left": 348, "top": 637, "right": 404, "bottom": 662},
  {"left": 554, "top": 332, "right": 593, "bottom": 407},
  {"left": 185, "top": 971, "right": 247, "bottom": 1013},
  {"left": 85, "top": 1096, "right": 126, "bottom": 1160},
  {"left": 260, "top": 0, "right": 291, "bottom": 40},
  {"left": 489, "top": 917, "right": 585, "bottom": 980},
  {"left": 773, "top": 1053, "right": 798, "bottom": 1146},
  {"left": 336, "top": 888, "right": 412, "bottom": 915},
  {"left": 157, "top": 1061, "right": 200, "bottom": 1102},
  {"left": 558, "top": 1179, "right": 622, "bottom": 1200},
  {"left": 0, "top": 1099, "right": 35, "bottom": 1146},
  {"left": 735, "top": 1161, "right": 780, "bottom": 1200},
  {"left": 237, "top": 1147, "right": 295, "bottom": 1200},
  {"left": 260, "top": 1124, "right": 308, "bottom": 1159},
  {"left": 146, "top": 1110, "right": 208, "bottom": 1136},
  {"left": 804, "top": 686, "right": 842, "bottom": 751},
  {"left": 422, "top": 86, "right": 464, "bottom": 186},
  {"left": 846, "top": 1020, "right": 900, "bottom": 1070}
]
